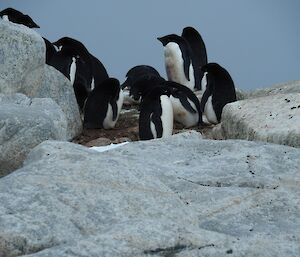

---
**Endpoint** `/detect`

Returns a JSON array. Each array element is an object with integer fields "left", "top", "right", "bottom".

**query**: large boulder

[
  {"left": 0, "top": 20, "right": 82, "bottom": 139},
  {"left": 36, "top": 65, "right": 82, "bottom": 140},
  {"left": 0, "top": 94, "right": 67, "bottom": 177},
  {"left": 0, "top": 19, "right": 45, "bottom": 95},
  {"left": 0, "top": 132, "right": 299, "bottom": 256},
  {"left": 212, "top": 93, "right": 300, "bottom": 147},
  {"left": 247, "top": 80, "right": 300, "bottom": 98}
]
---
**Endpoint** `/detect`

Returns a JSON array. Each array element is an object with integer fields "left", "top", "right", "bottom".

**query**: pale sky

[{"left": 1, "top": 0, "right": 299, "bottom": 90}]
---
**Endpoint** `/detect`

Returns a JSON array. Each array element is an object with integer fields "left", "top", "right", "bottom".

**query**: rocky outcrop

[
  {"left": 0, "top": 20, "right": 82, "bottom": 140},
  {"left": 0, "top": 19, "right": 82, "bottom": 176},
  {"left": 0, "top": 132, "right": 299, "bottom": 257},
  {"left": 37, "top": 65, "right": 82, "bottom": 139},
  {"left": 0, "top": 19, "right": 45, "bottom": 95},
  {"left": 212, "top": 92, "right": 300, "bottom": 147},
  {"left": 247, "top": 80, "right": 300, "bottom": 98},
  {"left": 0, "top": 93, "right": 67, "bottom": 177}
]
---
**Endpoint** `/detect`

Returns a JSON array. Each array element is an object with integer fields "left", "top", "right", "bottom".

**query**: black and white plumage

[
  {"left": 200, "top": 63, "right": 237, "bottom": 124},
  {"left": 157, "top": 34, "right": 196, "bottom": 91},
  {"left": 121, "top": 65, "right": 165, "bottom": 101},
  {"left": 0, "top": 8, "right": 40, "bottom": 28},
  {"left": 53, "top": 37, "right": 109, "bottom": 90},
  {"left": 182, "top": 26, "right": 207, "bottom": 90},
  {"left": 165, "top": 81, "right": 203, "bottom": 127},
  {"left": 139, "top": 86, "right": 173, "bottom": 140},
  {"left": 83, "top": 78, "right": 124, "bottom": 129}
]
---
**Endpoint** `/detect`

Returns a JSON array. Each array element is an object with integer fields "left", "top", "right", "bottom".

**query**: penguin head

[
  {"left": 94, "top": 77, "right": 120, "bottom": 95},
  {"left": 122, "top": 65, "right": 164, "bottom": 101},
  {"left": 201, "top": 63, "right": 222, "bottom": 73},
  {"left": 157, "top": 34, "right": 183, "bottom": 46},
  {"left": 53, "top": 37, "right": 87, "bottom": 53},
  {"left": 0, "top": 8, "right": 40, "bottom": 28}
]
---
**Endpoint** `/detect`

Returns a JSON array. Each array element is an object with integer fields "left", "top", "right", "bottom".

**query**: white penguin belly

[
  {"left": 164, "top": 42, "right": 195, "bottom": 90},
  {"left": 170, "top": 96, "right": 198, "bottom": 127},
  {"left": 201, "top": 72, "right": 208, "bottom": 92},
  {"left": 150, "top": 114, "right": 158, "bottom": 139},
  {"left": 103, "top": 89, "right": 124, "bottom": 129},
  {"left": 69, "top": 57, "right": 76, "bottom": 86},
  {"left": 204, "top": 96, "right": 218, "bottom": 124},
  {"left": 160, "top": 95, "right": 173, "bottom": 138}
]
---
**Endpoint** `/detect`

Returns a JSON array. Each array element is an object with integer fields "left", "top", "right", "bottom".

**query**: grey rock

[
  {"left": 213, "top": 93, "right": 300, "bottom": 147},
  {"left": 247, "top": 80, "right": 300, "bottom": 98},
  {"left": 0, "top": 19, "right": 45, "bottom": 95},
  {"left": 0, "top": 94, "right": 67, "bottom": 176},
  {"left": 0, "top": 131, "right": 299, "bottom": 256},
  {"left": 36, "top": 65, "right": 82, "bottom": 140}
]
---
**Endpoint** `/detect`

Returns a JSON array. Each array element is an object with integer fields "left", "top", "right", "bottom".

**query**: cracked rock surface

[{"left": 0, "top": 131, "right": 299, "bottom": 256}]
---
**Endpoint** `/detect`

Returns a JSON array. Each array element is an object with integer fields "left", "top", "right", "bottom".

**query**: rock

[
  {"left": 0, "top": 131, "right": 299, "bottom": 256},
  {"left": 0, "top": 94, "right": 67, "bottom": 177},
  {"left": 247, "top": 80, "right": 300, "bottom": 98},
  {"left": 0, "top": 19, "right": 45, "bottom": 95},
  {"left": 212, "top": 93, "right": 300, "bottom": 147},
  {"left": 35, "top": 65, "right": 82, "bottom": 140}
]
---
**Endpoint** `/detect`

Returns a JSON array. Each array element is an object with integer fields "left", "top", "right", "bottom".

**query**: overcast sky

[{"left": 1, "top": 0, "right": 299, "bottom": 90}]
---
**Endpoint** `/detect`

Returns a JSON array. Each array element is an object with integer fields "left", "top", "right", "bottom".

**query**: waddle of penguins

[
  {"left": 83, "top": 78, "right": 124, "bottom": 129},
  {"left": 181, "top": 26, "right": 207, "bottom": 90},
  {"left": 123, "top": 65, "right": 203, "bottom": 128},
  {"left": 0, "top": 8, "right": 40, "bottom": 28},
  {"left": 200, "top": 62, "right": 237, "bottom": 124},
  {"left": 139, "top": 86, "right": 173, "bottom": 140}
]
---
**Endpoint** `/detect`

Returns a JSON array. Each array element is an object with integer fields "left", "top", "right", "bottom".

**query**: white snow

[{"left": 90, "top": 142, "right": 129, "bottom": 152}]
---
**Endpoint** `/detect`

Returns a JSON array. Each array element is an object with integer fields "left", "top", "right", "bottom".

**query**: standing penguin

[
  {"left": 52, "top": 37, "right": 97, "bottom": 110},
  {"left": 0, "top": 8, "right": 39, "bottom": 28},
  {"left": 53, "top": 37, "right": 108, "bottom": 91},
  {"left": 83, "top": 78, "right": 124, "bottom": 129},
  {"left": 200, "top": 63, "right": 237, "bottom": 124},
  {"left": 181, "top": 26, "right": 207, "bottom": 90},
  {"left": 139, "top": 86, "right": 173, "bottom": 140},
  {"left": 157, "top": 34, "right": 197, "bottom": 91}
]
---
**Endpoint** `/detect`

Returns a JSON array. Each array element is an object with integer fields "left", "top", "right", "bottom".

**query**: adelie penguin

[
  {"left": 157, "top": 34, "right": 198, "bottom": 91},
  {"left": 181, "top": 26, "right": 207, "bottom": 90},
  {"left": 200, "top": 63, "right": 237, "bottom": 124},
  {"left": 0, "top": 8, "right": 40, "bottom": 28},
  {"left": 51, "top": 37, "right": 100, "bottom": 110},
  {"left": 139, "top": 86, "right": 173, "bottom": 140},
  {"left": 53, "top": 37, "right": 109, "bottom": 91},
  {"left": 83, "top": 78, "right": 124, "bottom": 129}
]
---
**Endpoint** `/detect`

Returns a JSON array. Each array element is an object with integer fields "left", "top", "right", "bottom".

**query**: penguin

[
  {"left": 157, "top": 34, "right": 197, "bottom": 91},
  {"left": 42, "top": 37, "right": 57, "bottom": 65},
  {"left": 182, "top": 26, "right": 208, "bottom": 90},
  {"left": 83, "top": 78, "right": 124, "bottom": 129},
  {"left": 121, "top": 65, "right": 165, "bottom": 101},
  {"left": 51, "top": 38, "right": 97, "bottom": 110},
  {"left": 200, "top": 63, "right": 237, "bottom": 124},
  {"left": 53, "top": 37, "right": 108, "bottom": 91},
  {"left": 0, "top": 8, "right": 40, "bottom": 28},
  {"left": 164, "top": 81, "right": 203, "bottom": 127},
  {"left": 139, "top": 86, "right": 173, "bottom": 140}
]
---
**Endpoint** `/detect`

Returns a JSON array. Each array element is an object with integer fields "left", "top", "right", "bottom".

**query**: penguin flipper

[
  {"left": 151, "top": 110, "right": 163, "bottom": 138},
  {"left": 110, "top": 99, "right": 118, "bottom": 121},
  {"left": 175, "top": 92, "right": 197, "bottom": 113},
  {"left": 200, "top": 88, "right": 211, "bottom": 113}
]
